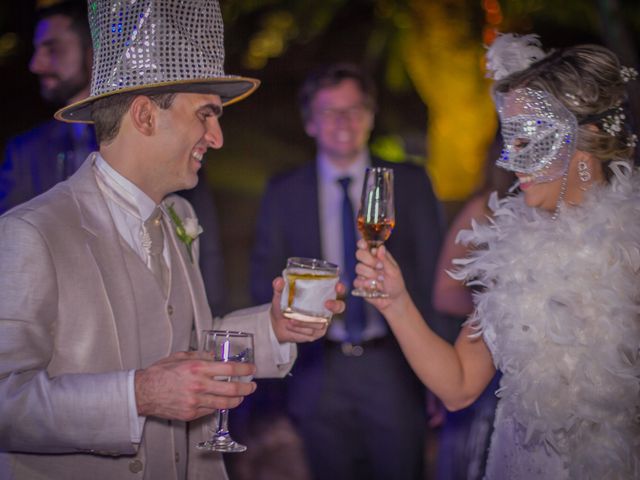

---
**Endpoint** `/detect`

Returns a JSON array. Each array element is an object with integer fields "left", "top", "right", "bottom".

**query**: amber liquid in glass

[{"left": 357, "top": 216, "right": 395, "bottom": 247}]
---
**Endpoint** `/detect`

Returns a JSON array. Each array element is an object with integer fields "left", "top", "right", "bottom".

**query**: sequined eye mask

[{"left": 495, "top": 88, "right": 577, "bottom": 183}]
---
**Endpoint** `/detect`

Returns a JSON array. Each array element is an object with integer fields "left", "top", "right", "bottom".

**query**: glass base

[
  {"left": 283, "top": 310, "right": 330, "bottom": 324},
  {"left": 197, "top": 435, "right": 247, "bottom": 453},
  {"left": 351, "top": 288, "right": 389, "bottom": 299}
]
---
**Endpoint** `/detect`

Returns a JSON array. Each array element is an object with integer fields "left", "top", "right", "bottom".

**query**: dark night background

[{"left": 0, "top": 0, "right": 638, "bottom": 310}]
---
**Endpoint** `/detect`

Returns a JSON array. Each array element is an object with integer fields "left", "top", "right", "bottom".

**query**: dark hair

[
  {"left": 36, "top": 0, "right": 92, "bottom": 52},
  {"left": 298, "top": 62, "right": 377, "bottom": 123},
  {"left": 493, "top": 44, "right": 635, "bottom": 178},
  {"left": 92, "top": 93, "right": 177, "bottom": 144}
]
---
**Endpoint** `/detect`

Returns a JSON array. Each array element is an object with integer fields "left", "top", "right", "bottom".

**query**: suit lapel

[
  {"left": 69, "top": 160, "right": 212, "bottom": 363},
  {"left": 161, "top": 201, "right": 213, "bottom": 348},
  {"left": 68, "top": 155, "right": 142, "bottom": 369},
  {"left": 299, "top": 162, "right": 323, "bottom": 258}
]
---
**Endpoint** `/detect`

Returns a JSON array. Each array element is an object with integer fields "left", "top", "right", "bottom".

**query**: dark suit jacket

[
  {"left": 0, "top": 120, "right": 96, "bottom": 212},
  {"left": 250, "top": 157, "right": 445, "bottom": 416},
  {"left": 1, "top": 119, "right": 226, "bottom": 314}
]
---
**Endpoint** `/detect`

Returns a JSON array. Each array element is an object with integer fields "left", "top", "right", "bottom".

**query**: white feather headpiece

[{"left": 486, "top": 33, "right": 547, "bottom": 81}]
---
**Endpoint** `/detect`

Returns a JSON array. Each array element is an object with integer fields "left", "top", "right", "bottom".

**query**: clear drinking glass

[
  {"left": 281, "top": 257, "right": 340, "bottom": 324},
  {"left": 197, "top": 330, "right": 254, "bottom": 453},
  {"left": 352, "top": 167, "right": 395, "bottom": 298}
]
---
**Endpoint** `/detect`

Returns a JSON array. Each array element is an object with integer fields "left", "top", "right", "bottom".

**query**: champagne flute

[
  {"left": 197, "top": 330, "right": 254, "bottom": 453},
  {"left": 352, "top": 167, "right": 395, "bottom": 298}
]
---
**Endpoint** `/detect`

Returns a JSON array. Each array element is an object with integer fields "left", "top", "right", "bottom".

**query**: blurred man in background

[
  {"left": 251, "top": 63, "right": 445, "bottom": 480},
  {"left": 0, "top": 0, "right": 94, "bottom": 207}
]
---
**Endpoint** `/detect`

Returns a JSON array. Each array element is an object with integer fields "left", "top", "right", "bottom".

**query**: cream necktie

[{"left": 143, "top": 207, "right": 170, "bottom": 295}]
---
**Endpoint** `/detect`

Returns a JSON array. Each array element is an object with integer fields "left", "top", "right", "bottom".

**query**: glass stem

[
  {"left": 216, "top": 409, "right": 230, "bottom": 436},
  {"left": 368, "top": 242, "right": 382, "bottom": 291}
]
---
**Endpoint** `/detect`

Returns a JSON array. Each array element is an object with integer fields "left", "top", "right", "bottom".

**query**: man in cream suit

[{"left": 0, "top": 1, "right": 338, "bottom": 479}]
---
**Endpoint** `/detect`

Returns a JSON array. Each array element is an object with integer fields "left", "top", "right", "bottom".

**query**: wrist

[
  {"left": 384, "top": 290, "right": 414, "bottom": 321},
  {"left": 134, "top": 369, "right": 152, "bottom": 417}
]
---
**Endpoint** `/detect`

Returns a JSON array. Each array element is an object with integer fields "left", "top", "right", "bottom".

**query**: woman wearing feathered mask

[{"left": 355, "top": 33, "right": 640, "bottom": 479}]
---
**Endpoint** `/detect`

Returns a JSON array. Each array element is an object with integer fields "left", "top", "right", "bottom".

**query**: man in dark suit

[
  {"left": 251, "top": 63, "right": 444, "bottom": 480},
  {"left": 0, "top": 0, "right": 95, "bottom": 211},
  {"left": 0, "top": 0, "right": 226, "bottom": 314}
]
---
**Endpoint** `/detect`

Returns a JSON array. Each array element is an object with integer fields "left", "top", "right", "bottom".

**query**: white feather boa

[{"left": 452, "top": 163, "right": 640, "bottom": 478}]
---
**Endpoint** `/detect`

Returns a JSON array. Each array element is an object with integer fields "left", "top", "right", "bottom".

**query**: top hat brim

[{"left": 54, "top": 76, "right": 260, "bottom": 123}]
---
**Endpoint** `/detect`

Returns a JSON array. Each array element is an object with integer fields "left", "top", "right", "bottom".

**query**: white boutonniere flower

[{"left": 165, "top": 203, "right": 203, "bottom": 263}]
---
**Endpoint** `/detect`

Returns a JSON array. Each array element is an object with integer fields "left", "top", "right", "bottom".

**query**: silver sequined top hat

[{"left": 55, "top": 0, "right": 259, "bottom": 123}]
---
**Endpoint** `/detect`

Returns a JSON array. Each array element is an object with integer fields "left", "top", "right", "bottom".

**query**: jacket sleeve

[
  {"left": 0, "top": 215, "right": 135, "bottom": 454},
  {"left": 249, "top": 180, "right": 289, "bottom": 305},
  {"left": 0, "top": 140, "right": 28, "bottom": 215},
  {"left": 390, "top": 164, "right": 446, "bottom": 331},
  {"left": 171, "top": 190, "right": 297, "bottom": 379},
  {"left": 404, "top": 169, "right": 456, "bottom": 342},
  {"left": 213, "top": 304, "right": 296, "bottom": 379}
]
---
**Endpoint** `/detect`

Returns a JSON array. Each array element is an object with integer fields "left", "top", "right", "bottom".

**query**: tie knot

[
  {"left": 337, "top": 176, "right": 352, "bottom": 193},
  {"left": 145, "top": 207, "right": 163, "bottom": 227}
]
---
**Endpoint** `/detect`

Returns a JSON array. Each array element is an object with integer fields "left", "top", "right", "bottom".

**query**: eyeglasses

[{"left": 313, "top": 104, "right": 371, "bottom": 122}]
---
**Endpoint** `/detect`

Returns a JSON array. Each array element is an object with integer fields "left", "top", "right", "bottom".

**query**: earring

[
  {"left": 551, "top": 169, "right": 569, "bottom": 221},
  {"left": 577, "top": 160, "right": 591, "bottom": 183}
]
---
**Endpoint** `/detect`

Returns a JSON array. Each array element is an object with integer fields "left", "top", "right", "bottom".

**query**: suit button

[
  {"left": 175, "top": 451, "right": 180, "bottom": 463},
  {"left": 167, "top": 305, "right": 174, "bottom": 315},
  {"left": 129, "top": 459, "right": 143, "bottom": 473}
]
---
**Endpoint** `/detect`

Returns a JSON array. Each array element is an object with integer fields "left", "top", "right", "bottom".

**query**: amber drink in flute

[{"left": 352, "top": 167, "right": 395, "bottom": 298}]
